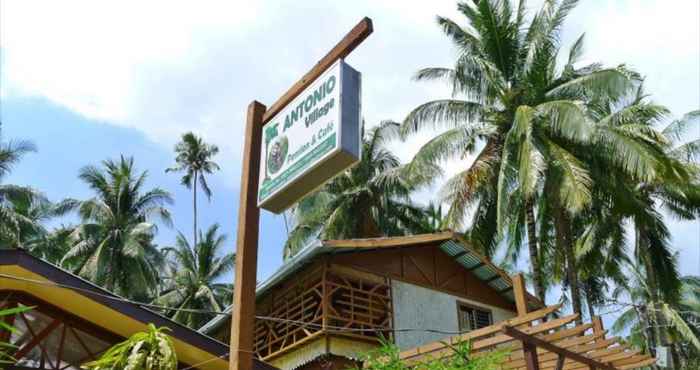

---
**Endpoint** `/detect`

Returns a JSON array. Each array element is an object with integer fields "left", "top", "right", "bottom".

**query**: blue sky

[{"left": 0, "top": 0, "right": 698, "bottom": 320}]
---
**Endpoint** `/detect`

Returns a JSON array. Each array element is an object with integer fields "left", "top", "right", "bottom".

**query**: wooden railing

[{"left": 254, "top": 265, "right": 393, "bottom": 360}]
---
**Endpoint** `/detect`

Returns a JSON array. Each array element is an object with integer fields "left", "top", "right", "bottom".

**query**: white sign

[
  {"left": 258, "top": 60, "right": 361, "bottom": 213},
  {"left": 656, "top": 346, "right": 668, "bottom": 367}
]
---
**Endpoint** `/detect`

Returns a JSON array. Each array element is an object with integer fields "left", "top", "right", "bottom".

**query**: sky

[{"left": 0, "top": 0, "right": 698, "bottom": 323}]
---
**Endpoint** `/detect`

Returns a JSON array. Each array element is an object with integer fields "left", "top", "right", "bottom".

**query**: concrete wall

[{"left": 391, "top": 280, "right": 517, "bottom": 350}]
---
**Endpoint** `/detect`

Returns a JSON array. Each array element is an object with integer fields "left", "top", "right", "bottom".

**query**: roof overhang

[{"left": 0, "top": 249, "right": 275, "bottom": 370}]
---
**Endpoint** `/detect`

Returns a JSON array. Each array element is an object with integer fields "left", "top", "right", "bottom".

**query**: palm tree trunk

[
  {"left": 642, "top": 244, "right": 680, "bottom": 370},
  {"left": 585, "top": 285, "right": 596, "bottom": 318},
  {"left": 555, "top": 206, "right": 583, "bottom": 324},
  {"left": 193, "top": 170, "right": 198, "bottom": 246},
  {"left": 639, "top": 225, "right": 683, "bottom": 369},
  {"left": 525, "top": 199, "right": 546, "bottom": 305}
]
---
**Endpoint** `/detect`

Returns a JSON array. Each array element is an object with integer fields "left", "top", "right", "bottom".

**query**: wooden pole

[
  {"left": 229, "top": 101, "right": 267, "bottom": 370},
  {"left": 512, "top": 273, "right": 529, "bottom": 316},
  {"left": 592, "top": 316, "right": 604, "bottom": 336}
]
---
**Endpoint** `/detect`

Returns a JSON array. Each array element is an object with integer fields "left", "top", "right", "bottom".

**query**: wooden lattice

[{"left": 254, "top": 264, "right": 393, "bottom": 360}]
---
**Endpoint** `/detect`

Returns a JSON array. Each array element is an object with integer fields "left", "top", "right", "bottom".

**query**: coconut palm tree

[
  {"left": 0, "top": 129, "right": 40, "bottom": 248},
  {"left": 155, "top": 224, "right": 234, "bottom": 328},
  {"left": 166, "top": 132, "right": 220, "bottom": 247},
  {"left": 283, "top": 121, "right": 433, "bottom": 260},
  {"left": 399, "top": 0, "right": 640, "bottom": 314},
  {"left": 62, "top": 156, "right": 173, "bottom": 300},
  {"left": 612, "top": 264, "right": 700, "bottom": 370},
  {"left": 2, "top": 191, "right": 76, "bottom": 260}
]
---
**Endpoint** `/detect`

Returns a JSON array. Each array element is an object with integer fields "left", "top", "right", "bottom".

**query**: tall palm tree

[
  {"left": 155, "top": 224, "right": 234, "bottom": 329},
  {"left": 284, "top": 121, "right": 432, "bottom": 260},
  {"left": 399, "top": 0, "right": 637, "bottom": 314},
  {"left": 166, "top": 132, "right": 220, "bottom": 247},
  {"left": 62, "top": 156, "right": 173, "bottom": 300}
]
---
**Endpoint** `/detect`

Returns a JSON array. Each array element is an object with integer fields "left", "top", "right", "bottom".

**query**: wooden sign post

[{"left": 229, "top": 17, "right": 373, "bottom": 370}]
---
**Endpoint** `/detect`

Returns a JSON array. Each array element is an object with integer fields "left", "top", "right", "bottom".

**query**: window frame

[{"left": 456, "top": 301, "right": 493, "bottom": 332}]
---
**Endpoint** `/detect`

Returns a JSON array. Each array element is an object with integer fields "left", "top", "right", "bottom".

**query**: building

[
  {"left": 0, "top": 248, "right": 275, "bottom": 370},
  {"left": 200, "top": 231, "right": 543, "bottom": 370}
]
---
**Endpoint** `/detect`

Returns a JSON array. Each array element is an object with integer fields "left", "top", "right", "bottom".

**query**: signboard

[
  {"left": 257, "top": 59, "right": 361, "bottom": 213},
  {"left": 656, "top": 346, "right": 668, "bottom": 367}
]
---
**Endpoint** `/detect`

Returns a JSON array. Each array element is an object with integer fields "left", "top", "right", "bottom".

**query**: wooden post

[
  {"left": 555, "top": 354, "right": 566, "bottom": 370},
  {"left": 523, "top": 341, "right": 541, "bottom": 370},
  {"left": 512, "top": 273, "right": 529, "bottom": 316},
  {"left": 229, "top": 101, "right": 267, "bottom": 370},
  {"left": 592, "top": 316, "right": 604, "bottom": 336}
]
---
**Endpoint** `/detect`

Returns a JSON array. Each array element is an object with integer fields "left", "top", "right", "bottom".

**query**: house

[
  {"left": 0, "top": 248, "right": 276, "bottom": 370},
  {"left": 200, "top": 231, "right": 543, "bottom": 370}
]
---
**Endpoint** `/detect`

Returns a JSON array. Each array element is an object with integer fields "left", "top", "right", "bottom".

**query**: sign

[
  {"left": 257, "top": 59, "right": 361, "bottom": 213},
  {"left": 656, "top": 346, "right": 668, "bottom": 367}
]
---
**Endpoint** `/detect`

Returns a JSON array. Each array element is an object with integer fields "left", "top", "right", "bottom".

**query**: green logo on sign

[{"left": 267, "top": 135, "right": 288, "bottom": 175}]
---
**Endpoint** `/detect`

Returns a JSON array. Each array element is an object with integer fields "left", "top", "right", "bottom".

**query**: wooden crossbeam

[
  {"left": 400, "top": 304, "right": 562, "bottom": 360},
  {"left": 418, "top": 314, "right": 580, "bottom": 364},
  {"left": 502, "top": 326, "right": 617, "bottom": 370},
  {"left": 261, "top": 17, "right": 373, "bottom": 123},
  {"left": 508, "top": 336, "right": 618, "bottom": 369},
  {"left": 13, "top": 318, "right": 61, "bottom": 360}
]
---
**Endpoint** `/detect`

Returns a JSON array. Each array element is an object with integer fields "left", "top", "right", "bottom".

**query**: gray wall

[{"left": 391, "top": 280, "right": 517, "bottom": 350}]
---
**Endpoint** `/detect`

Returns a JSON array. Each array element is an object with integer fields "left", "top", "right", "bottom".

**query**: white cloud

[
  {"left": 1, "top": 0, "right": 465, "bottom": 185},
  {"left": 1, "top": 1, "right": 698, "bottom": 274}
]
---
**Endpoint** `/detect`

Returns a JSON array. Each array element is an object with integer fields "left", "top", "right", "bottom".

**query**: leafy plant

[
  {"left": 360, "top": 339, "right": 508, "bottom": 370},
  {"left": 0, "top": 305, "right": 33, "bottom": 365},
  {"left": 82, "top": 324, "right": 177, "bottom": 370}
]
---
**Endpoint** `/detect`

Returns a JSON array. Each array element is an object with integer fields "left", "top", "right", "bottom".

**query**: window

[{"left": 457, "top": 303, "right": 493, "bottom": 332}]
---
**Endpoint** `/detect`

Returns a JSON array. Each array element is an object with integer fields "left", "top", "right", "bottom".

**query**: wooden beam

[
  {"left": 592, "top": 316, "right": 604, "bottom": 336},
  {"left": 261, "top": 17, "right": 373, "bottom": 124},
  {"left": 512, "top": 273, "right": 529, "bottom": 316},
  {"left": 229, "top": 100, "right": 266, "bottom": 370},
  {"left": 523, "top": 341, "right": 541, "bottom": 370},
  {"left": 502, "top": 326, "right": 617, "bottom": 370},
  {"left": 14, "top": 318, "right": 61, "bottom": 360},
  {"left": 324, "top": 231, "right": 455, "bottom": 248}
]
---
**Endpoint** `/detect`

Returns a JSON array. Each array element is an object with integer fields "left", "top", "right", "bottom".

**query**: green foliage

[
  {"left": 283, "top": 121, "right": 437, "bottom": 259},
  {"left": 166, "top": 132, "right": 220, "bottom": 198},
  {"left": 155, "top": 224, "right": 234, "bottom": 329},
  {"left": 0, "top": 305, "right": 33, "bottom": 365},
  {"left": 360, "top": 339, "right": 508, "bottom": 370},
  {"left": 82, "top": 324, "right": 177, "bottom": 370},
  {"left": 62, "top": 156, "right": 173, "bottom": 300}
]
